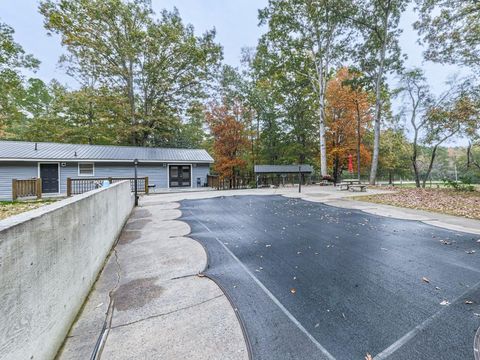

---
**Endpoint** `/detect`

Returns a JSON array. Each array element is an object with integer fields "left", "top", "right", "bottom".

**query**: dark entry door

[
  {"left": 169, "top": 165, "right": 191, "bottom": 187},
  {"left": 40, "top": 163, "right": 59, "bottom": 193}
]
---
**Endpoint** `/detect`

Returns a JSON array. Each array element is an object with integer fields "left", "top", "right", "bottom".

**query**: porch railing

[
  {"left": 207, "top": 175, "right": 253, "bottom": 190},
  {"left": 67, "top": 177, "right": 149, "bottom": 196},
  {"left": 12, "top": 178, "right": 42, "bottom": 200}
]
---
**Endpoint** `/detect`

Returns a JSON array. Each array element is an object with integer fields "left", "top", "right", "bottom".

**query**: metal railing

[{"left": 66, "top": 177, "right": 149, "bottom": 196}]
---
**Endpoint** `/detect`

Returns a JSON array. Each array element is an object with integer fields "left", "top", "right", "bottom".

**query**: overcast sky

[{"left": 0, "top": 0, "right": 469, "bottom": 143}]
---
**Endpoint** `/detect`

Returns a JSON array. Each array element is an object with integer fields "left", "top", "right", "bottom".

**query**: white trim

[
  {"left": 77, "top": 162, "right": 95, "bottom": 176},
  {"left": 0, "top": 158, "right": 213, "bottom": 164},
  {"left": 37, "top": 162, "right": 61, "bottom": 194},
  {"left": 167, "top": 164, "right": 193, "bottom": 189}
]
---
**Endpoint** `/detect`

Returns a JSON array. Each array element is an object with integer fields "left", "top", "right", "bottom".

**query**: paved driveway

[{"left": 180, "top": 195, "right": 480, "bottom": 360}]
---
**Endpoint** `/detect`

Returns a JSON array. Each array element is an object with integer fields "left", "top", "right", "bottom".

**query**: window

[{"left": 78, "top": 163, "right": 94, "bottom": 176}]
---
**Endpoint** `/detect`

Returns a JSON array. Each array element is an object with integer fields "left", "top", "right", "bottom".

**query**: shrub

[{"left": 442, "top": 177, "right": 475, "bottom": 192}]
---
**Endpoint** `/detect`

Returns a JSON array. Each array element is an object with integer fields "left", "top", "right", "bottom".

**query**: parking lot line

[
  {"left": 191, "top": 211, "right": 337, "bottom": 360},
  {"left": 374, "top": 279, "right": 480, "bottom": 359}
]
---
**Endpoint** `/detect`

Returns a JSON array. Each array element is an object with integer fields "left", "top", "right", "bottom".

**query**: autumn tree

[
  {"left": 206, "top": 100, "right": 249, "bottom": 188},
  {"left": 325, "top": 68, "right": 373, "bottom": 182}
]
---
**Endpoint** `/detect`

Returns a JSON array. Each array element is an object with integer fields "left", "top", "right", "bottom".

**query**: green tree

[
  {"left": 253, "top": 37, "right": 318, "bottom": 166},
  {"left": 378, "top": 128, "right": 411, "bottom": 183},
  {"left": 258, "top": 0, "right": 355, "bottom": 176},
  {"left": 353, "top": 0, "right": 408, "bottom": 184},
  {"left": 40, "top": 0, "right": 222, "bottom": 146},
  {"left": 415, "top": 0, "right": 480, "bottom": 69},
  {"left": 0, "top": 22, "right": 40, "bottom": 137},
  {"left": 421, "top": 86, "right": 479, "bottom": 187},
  {"left": 397, "top": 68, "right": 434, "bottom": 187}
]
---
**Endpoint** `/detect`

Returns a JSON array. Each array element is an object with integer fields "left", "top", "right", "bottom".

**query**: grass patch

[
  {"left": 354, "top": 187, "right": 480, "bottom": 220},
  {"left": 0, "top": 199, "right": 59, "bottom": 221}
]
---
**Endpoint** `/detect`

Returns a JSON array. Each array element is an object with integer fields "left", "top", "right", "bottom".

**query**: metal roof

[
  {"left": 254, "top": 165, "right": 314, "bottom": 174},
  {"left": 0, "top": 140, "right": 214, "bottom": 163}
]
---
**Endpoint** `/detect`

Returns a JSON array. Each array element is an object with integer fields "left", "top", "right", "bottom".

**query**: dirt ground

[
  {"left": 0, "top": 200, "right": 57, "bottom": 220},
  {"left": 357, "top": 187, "right": 480, "bottom": 220}
]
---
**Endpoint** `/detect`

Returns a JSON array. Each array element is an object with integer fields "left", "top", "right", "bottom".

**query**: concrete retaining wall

[{"left": 0, "top": 181, "right": 134, "bottom": 360}]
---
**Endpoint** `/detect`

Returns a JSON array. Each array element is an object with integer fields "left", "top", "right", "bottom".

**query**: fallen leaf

[
  {"left": 290, "top": 288, "right": 296, "bottom": 294},
  {"left": 422, "top": 277, "right": 430, "bottom": 284}
]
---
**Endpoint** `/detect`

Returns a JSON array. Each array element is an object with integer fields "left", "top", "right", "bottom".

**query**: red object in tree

[{"left": 348, "top": 154, "right": 354, "bottom": 173}]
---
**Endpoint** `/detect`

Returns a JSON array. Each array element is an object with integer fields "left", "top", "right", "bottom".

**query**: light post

[
  {"left": 298, "top": 165, "right": 302, "bottom": 193},
  {"left": 134, "top": 158, "right": 139, "bottom": 206}
]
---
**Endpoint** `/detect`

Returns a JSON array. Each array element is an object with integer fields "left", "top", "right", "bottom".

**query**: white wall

[{"left": 0, "top": 181, "right": 134, "bottom": 360}]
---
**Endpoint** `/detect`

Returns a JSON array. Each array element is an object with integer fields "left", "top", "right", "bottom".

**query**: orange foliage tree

[
  {"left": 206, "top": 100, "right": 249, "bottom": 187},
  {"left": 326, "top": 67, "right": 373, "bottom": 182}
]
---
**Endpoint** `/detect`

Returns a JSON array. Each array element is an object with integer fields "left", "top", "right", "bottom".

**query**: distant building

[{"left": 0, "top": 140, "right": 213, "bottom": 200}]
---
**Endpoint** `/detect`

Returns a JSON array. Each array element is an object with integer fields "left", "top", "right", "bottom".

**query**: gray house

[{"left": 0, "top": 140, "right": 213, "bottom": 200}]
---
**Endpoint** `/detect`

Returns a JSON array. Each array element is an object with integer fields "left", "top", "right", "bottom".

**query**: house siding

[
  {"left": 0, "top": 162, "right": 38, "bottom": 200},
  {"left": 192, "top": 163, "right": 210, "bottom": 187},
  {"left": 0, "top": 161, "right": 211, "bottom": 200}
]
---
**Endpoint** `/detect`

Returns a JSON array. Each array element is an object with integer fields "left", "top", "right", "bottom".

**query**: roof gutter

[{"left": 0, "top": 158, "right": 214, "bottom": 164}]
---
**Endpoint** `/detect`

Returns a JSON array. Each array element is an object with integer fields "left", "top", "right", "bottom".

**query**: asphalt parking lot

[{"left": 180, "top": 195, "right": 480, "bottom": 360}]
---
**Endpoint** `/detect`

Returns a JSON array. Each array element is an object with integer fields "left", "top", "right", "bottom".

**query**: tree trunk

[
  {"left": 411, "top": 129, "right": 421, "bottom": 188},
  {"left": 127, "top": 61, "right": 136, "bottom": 145},
  {"left": 317, "top": 58, "right": 328, "bottom": 177},
  {"left": 355, "top": 100, "right": 362, "bottom": 180},
  {"left": 369, "top": 13, "right": 389, "bottom": 185},
  {"left": 88, "top": 100, "right": 94, "bottom": 145},
  {"left": 422, "top": 145, "right": 438, "bottom": 188},
  {"left": 333, "top": 155, "right": 339, "bottom": 184}
]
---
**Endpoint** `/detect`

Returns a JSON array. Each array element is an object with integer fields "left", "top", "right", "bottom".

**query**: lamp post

[
  {"left": 298, "top": 165, "right": 302, "bottom": 193},
  {"left": 134, "top": 158, "right": 139, "bottom": 206}
]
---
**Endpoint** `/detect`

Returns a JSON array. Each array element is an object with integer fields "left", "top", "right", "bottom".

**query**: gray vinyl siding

[
  {"left": 0, "top": 162, "right": 38, "bottom": 200},
  {"left": 192, "top": 163, "right": 210, "bottom": 187},
  {"left": 0, "top": 161, "right": 211, "bottom": 200},
  {"left": 67, "top": 162, "right": 210, "bottom": 190},
  {"left": 59, "top": 162, "right": 169, "bottom": 193}
]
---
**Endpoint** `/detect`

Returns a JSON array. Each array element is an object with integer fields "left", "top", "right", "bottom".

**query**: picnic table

[
  {"left": 338, "top": 179, "right": 366, "bottom": 191},
  {"left": 348, "top": 184, "right": 368, "bottom": 192},
  {"left": 342, "top": 179, "right": 361, "bottom": 184}
]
